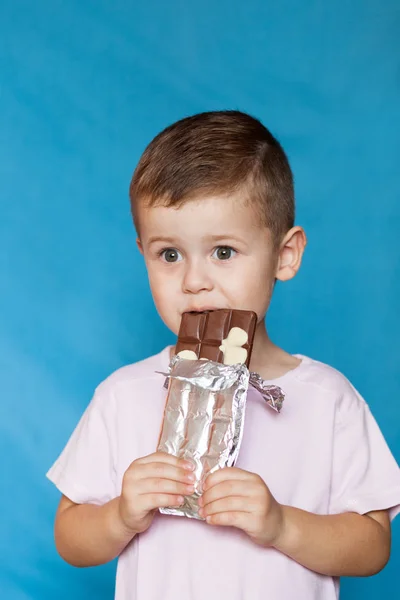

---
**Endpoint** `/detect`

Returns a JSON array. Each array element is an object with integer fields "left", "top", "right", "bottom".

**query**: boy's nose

[{"left": 182, "top": 261, "right": 214, "bottom": 294}]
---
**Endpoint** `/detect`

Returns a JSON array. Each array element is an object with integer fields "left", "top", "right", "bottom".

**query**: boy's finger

[
  {"left": 205, "top": 510, "right": 250, "bottom": 530},
  {"left": 201, "top": 480, "right": 251, "bottom": 506},
  {"left": 138, "top": 477, "right": 194, "bottom": 496},
  {"left": 138, "top": 462, "right": 196, "bottom": 483},
  {"left": 204, "top": 467, "right": 253, "bottom": 490},
  {"left": 137, "top": 452, "right": 194, "bottom": 470},
  {"left": 142, "top": 493, "right": 185, "bottom": 511},
  {"left": 200, "top": 496, "right": 252, "bottom": 517}
]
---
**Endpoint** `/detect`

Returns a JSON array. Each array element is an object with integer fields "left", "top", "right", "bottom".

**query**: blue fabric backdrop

[{"left": 1, "top": 1, "right": 399, "bottom": 598}]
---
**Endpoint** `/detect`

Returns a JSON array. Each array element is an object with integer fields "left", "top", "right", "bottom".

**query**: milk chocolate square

[{"left": 175, "top": 309, "right": 257, "bottom": 367}]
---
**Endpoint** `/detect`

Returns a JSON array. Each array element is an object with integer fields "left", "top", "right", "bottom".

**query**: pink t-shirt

[{"left": 46, "top": 347, "right": 400, "bottom": 600}]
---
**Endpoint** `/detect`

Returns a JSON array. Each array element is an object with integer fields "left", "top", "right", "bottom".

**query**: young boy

[{"left": 47, "top": 111, "right": 400, "bottom": 599}]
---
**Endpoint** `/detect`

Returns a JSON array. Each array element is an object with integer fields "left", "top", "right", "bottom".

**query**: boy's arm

[
  {"left": 200, "top": 468, "right": 392, "bottom": 577},
  {"left": 274, "top": 507, "right": 391, "bottom": 577},
  {"left": 53, "top": 452, "right": 195, "bottom": 567},
  {"left": 55, "top": 495, "right": 135, "bottom": 567}
]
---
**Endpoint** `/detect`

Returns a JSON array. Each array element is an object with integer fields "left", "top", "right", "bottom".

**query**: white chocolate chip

[
  {"left": 177, "top": 350, "right": 198, "bottom": 360},
  {"left": 219, "top": 327, "right": 249, "bottom": 365}
]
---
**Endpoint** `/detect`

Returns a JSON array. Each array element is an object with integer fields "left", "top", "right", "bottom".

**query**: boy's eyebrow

[
  {"left": 147, "top": 236, "right": 177, "bottom": 245},
  {"left": 203, "top": 234, "right": 245, "bottom": 244},
  {"left": 146, "top": 234, "right": 247, "bottom": 247}
]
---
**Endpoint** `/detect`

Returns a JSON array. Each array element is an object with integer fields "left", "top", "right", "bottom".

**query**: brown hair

[{"left": 129, "top": 110, "right": 294, "bottom": 245}]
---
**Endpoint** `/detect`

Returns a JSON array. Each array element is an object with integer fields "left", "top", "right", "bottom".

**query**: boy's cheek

[
  {"left": 149, "top": 281, "right": 182, "bottom": 333},
  {"left": 151, "top": 278, "right": 179, "bottom": 305},
  {"left": 148, "top": 271, "right": 174, "bottom": 299}
]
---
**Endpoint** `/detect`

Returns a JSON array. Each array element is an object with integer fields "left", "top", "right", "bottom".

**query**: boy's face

[{"left": 137, "top": 195, "right": 302, "bottom": 336}]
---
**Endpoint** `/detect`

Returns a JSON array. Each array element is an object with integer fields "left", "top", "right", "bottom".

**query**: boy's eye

[
  {"left": 161, "top": 248, "right": 182, "bottom": 263},
  {"left": 212, "top": 246, "right": 236, "bottom": 261}
]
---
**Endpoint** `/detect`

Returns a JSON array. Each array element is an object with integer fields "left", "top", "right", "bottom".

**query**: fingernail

[
  {"left": 186, "top": 473, "right": 195, "bottom": 482},
  {"left": 185, "top": 484, "right": 195, "bottom": 493},
  {"left": 177, "top": 496, "right": 184, "bottom": 504},
  {"left": 198, "top": 508, "right": 204, "bottom": 517},
  {"left": 184, "top": 461, "right": 195, "bottom": 471}
]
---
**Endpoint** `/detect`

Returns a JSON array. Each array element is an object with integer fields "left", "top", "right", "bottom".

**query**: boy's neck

[
  {"left": 249, "top": 320, "right": 301, "bottom": 380},
  {"left": 170, "top": 319, "right": 301, "bottom": 381}
]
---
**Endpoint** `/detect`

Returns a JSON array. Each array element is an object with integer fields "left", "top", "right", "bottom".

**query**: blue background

[{"left": 1, "top": 1, "right": 399, "bottom": 598}]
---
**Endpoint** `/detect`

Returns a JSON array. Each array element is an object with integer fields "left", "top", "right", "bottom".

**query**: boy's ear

[
  {"left": 275, "top": 226, "right": 307, "bottom": 282},
  {"left": 136, "top": 238, "right": 143, "bottom": 254}
]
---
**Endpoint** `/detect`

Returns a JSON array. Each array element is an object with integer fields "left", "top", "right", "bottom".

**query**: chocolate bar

[
  {"left": 158, "top": 309, "right": 283, "bottom": 520},
  {"left": 175, "top": 309, "right": 257, "bottom": 367}
]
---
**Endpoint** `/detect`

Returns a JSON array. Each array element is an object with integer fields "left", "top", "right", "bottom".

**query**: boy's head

[
  {"left": 130, "top": 111, "right": 306, "bottom": 336},
  {"left": 130, "top": 110, "right": 294, "bottom": 247}
]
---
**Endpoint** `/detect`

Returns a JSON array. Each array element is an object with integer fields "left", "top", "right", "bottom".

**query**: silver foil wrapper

[{"left": 157, "top": 357, "right": 284, "bottom": 520}]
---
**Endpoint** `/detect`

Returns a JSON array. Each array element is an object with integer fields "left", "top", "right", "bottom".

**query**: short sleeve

[
  {"left": 329, "top": 384, "right": 400, "bottom": 521},
  {"left": 46, "top": 385, "right": 117, "bottom": 505}
]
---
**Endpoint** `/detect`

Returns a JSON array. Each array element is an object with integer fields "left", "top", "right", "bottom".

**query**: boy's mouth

[{"left": 185, "top": 307, "right": 222, "bottom": 314}]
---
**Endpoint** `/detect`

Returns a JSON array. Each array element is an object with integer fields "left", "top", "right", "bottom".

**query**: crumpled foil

[
  {"left": 248, "top": 372, "right": 284, "bottom": 413},
  {"left": 157, "top": 357, "right": 285, "bottom": 519}
]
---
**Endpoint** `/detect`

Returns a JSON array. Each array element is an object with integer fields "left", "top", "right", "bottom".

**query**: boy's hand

[
  {"left": 118, "top": 452, "right": 195, "bottom": 535},
  {"left": 198, "top": 467, "right": 284, "bottom": 548}
]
